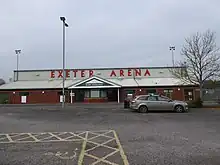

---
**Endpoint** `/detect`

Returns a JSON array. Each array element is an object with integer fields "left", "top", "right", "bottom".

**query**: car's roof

[{"left": 136, "top": 94, "right": 159, "bottom": 97}]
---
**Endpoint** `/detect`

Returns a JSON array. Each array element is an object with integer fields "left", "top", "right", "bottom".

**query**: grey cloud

[{"left": 1, "top": 0, "right": 220, "bottom": 81}]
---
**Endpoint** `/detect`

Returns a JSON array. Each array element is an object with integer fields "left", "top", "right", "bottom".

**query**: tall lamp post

[
  {"left": 60, "top": 17, "right": 69, "bottom": 108},
  {"left": 15, "top": 49, "right": 21, "bottom": 81},
  {"left": 169, "top": 46, "right": 175, "bottom": 67}
]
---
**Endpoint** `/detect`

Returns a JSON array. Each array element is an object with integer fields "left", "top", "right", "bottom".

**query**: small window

[
  {"left": 146, "top": 89, "right": 156, "bottom": 95},
  {"left": 90, "top": 89, "right": 100, "bottom": 98},
  {"left": 19, "top": 92, "right": 29, "bottom": 96},
  {"left": 58, "top": 91, "right": 63, "bottom": 95},
  {"left": 137, "top": 96, "right": 147, "bottom": 100},
  {"left": 163, "top": 89, "right": 173, "bottom": 98},
  {"left": 184, "top": 89, "right": 194, "bottom": 101},
  {"left": 148, "top": 96, "right": 157, "bottom": 101}
]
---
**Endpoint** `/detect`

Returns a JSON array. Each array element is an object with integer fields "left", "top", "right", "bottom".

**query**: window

[
  {"left": 90, "top": 89, "right": 100, "bottom": 98},
  {"left": 19, "top": 92, "right": 29, "bottom": 96},
  {"left": 146, "top": 89, "right": 156, "bottom": 95},
  {"left": 147, "top": 96, "right": 157, "bottom": 101},
  {"left": 85, "top": 90, "right": 90, "bottom": 98},
  {"left": 125, "top": 90, "right": 135, "bottom": 94},
  {"left": 184, "top": 89, "right": 194, "bottom": 101},
  {"left": 57, "top": 91, "right": 62, "bottom": 95},
  {"left": 100, "top": 90, "right": 107, "bottom": 97},
  {"left": 158, "top": 96, "right": 170, "bottom": 101},
  {"left": 137, "top": 96, "right": 147, "bottom": 100},
  {"left": 163, "top": 89, "right": 173, "bottom": 98}
]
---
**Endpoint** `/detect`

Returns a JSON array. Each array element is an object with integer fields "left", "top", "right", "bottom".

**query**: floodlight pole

[
  {"left": 169, "top": 46, "right": 175, "bottom": 67},
  {"left": 60, "top": 17, "right": 68, "bottom": 108},
  {"left": 15, "top": 49, "right": 21, "bottom": 81}
]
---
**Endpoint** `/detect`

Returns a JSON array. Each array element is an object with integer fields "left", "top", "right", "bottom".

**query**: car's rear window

[{"left": 137, "top": 96, "right": 147, "bottom": 100}]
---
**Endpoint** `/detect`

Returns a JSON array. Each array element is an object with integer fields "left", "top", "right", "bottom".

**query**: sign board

[
  {"left": 50, "top": 68, "right": 151, "bottom": 79},
  {"left": 85, "top": 79, "right": 104, "bottom": 86},
  {"left": 60, "top": 95, "right": 65, "bottom": 103},
  {"left": 21, "top": 96, "right": 27, "bottom": 103}
]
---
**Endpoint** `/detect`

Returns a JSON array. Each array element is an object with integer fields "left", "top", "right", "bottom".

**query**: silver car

[{"left": 130, "top": 94, "right": 189, "bottom": 113}]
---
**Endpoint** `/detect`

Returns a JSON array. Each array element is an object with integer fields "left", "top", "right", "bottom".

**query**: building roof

[
  {"left": 109, "top": 78, "right": 191, "bottom": 87},
  {"left": 0, "top": 77, "right": 193, "bottom": 90},
  {"left": 0, "top": 80, "right": 63, "bottom": 90}
]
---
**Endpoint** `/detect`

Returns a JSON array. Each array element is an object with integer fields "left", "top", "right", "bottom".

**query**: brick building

[{"left": 0, "top": 67, "right": 198, "bottom": 104}]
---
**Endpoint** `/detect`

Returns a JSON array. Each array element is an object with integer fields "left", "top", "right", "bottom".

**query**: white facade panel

[
  {"left": 15, "top": 67, "right": 179, "bottom": 81},
  {"left": 0, "top": 67, "right": 190, "bottom": 90}
]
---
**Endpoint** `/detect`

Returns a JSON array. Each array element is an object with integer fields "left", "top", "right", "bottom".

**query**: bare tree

[
  {"left": 0, "top": 79, "right": 5, "bottom": 86},
  {"left": 170, "top": 30, "right": 220, "bottom": 100}
]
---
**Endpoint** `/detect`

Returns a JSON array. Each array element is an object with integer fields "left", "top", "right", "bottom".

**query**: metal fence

[{"left": 202, "top": 88, "right": 220, "bottom": 103}]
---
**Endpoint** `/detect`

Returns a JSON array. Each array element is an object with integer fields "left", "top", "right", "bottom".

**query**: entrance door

[
  {"left": 75, "top": 90, "right": 85, "bottom": 102},
  {"left": 107, "top": 89, "right": 117, "bottom": 102}
]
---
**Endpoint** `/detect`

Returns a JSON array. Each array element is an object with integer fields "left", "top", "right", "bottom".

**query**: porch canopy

[
  {"left": 68, "top": 76, "right": 122, "bottom": 103},
  {"left": 68, "top": 76, "right": 121, "bottom": 89}
]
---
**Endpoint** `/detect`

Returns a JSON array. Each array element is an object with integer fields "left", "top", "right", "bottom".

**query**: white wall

[{"left": 15, "top": 67, "right": 178, "bottom": 81}]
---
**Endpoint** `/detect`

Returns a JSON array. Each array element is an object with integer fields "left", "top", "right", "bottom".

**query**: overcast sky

[{"left": 0, "top": 0, "right": 220, "bottom": 80}]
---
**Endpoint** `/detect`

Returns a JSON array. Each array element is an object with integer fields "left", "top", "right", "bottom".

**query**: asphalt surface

[{"left": 0, "top": 104, "right": 220, "bottom": 165}]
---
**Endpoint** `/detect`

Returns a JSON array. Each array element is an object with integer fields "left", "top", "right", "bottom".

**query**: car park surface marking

[{"left": 0, "top": 130, "right": 129, "bottom": 165}]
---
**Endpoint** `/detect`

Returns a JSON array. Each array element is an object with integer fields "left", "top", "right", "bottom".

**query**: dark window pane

[
  {"left": 148, "top": 96, "right": 157, "bottom": 101},
  {"left": 137, "top": 96, "right": 147, "bottom": 100},
  {"left": 19, "top": 92, "right": 29, "bottom": 96}
]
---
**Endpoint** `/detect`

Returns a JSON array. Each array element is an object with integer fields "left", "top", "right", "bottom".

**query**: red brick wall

[
  {"left": 0, "top": 90, "right": 61, "bottom": 104},
  {"left": 119, "top": 87, "right": 198, "bottom": 102},
  {"left": 0, "top": 87, "right": 199, "bottom": 104}
]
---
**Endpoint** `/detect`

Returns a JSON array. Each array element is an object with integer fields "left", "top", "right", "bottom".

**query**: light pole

[
  {"left": 169, "top": 46, "right": 175, "bottom": 67},
  {"left": 15, "top": 49, "right": 21, "bottom": 81},
  {"left": 60, "top": 17, "right": 69, "bottom": 108}
]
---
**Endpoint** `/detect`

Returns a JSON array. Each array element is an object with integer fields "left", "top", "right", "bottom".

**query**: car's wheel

[
  {"left": 138, "top": 105, "right": 148, "bottom": 113},
  {"left": 175, "top": 105, "right": 184, "bottom": 113}
]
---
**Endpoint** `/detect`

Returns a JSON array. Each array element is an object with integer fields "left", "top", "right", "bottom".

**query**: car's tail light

[{"left": 131, "top": 100, "right": 136, "bottom": 104}]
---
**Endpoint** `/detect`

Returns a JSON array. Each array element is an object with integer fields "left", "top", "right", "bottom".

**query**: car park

[{"left": 130, "top": 94, "right": 189, "bottom": 113}]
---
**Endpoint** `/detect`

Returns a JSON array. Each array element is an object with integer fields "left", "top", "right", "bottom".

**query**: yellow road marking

[
  {"left": 87, "top": 139, "right": 118, "bottom": 151},
  {"left": 0, "top": 130, "right": 129, "bottom": 165},
  {"left": 6, "top": 134, "right": 13, "bottom": 142},
  {"left": 85, "top": 138, "right": 115, "bottom": 152},
  {"left": 88, "top": 130, "right": 113, "bottom": 140},
  {"left": 84, "top": 153, "right": 118, "bottom": 165},
  {"left": 92, "top": 150, "right": 119, "bottom": 165},
  {"left": 49, "top": 132, "right": 64, "bottom": 140},
  {"left": 113, "top": 130, "right": 129, "bottom": 165},
  {"left": 14, "top": 134, "right": 34, "bottom": 141},
  {"left": 78, "top": 131, "right": 88, "bottom": 165},
  {"left": 27, "top": 133, "right": 40, "bottom": 142},
  {"left": 69, "top": 132, "right": 86, "bottom": 140}
]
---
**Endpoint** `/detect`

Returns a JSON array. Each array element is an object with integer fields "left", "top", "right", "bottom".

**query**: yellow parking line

[
  {"left": 92, "top": 150, "right": 119, "bottom": 165},
  {"left": 0, "top": 139, "right": 84, "bottom": 144},
  {"left": 113, "top": 130, "right": 129, "bottom": 165},
  {"left": 6, "top": 134, "right": 13, "bottom": 142},
  {"left": 85, "top": 138, "right": 115, "bottom": 152},
  {"left": 86, "top": 139, "right": 118, "bottom": 151},
  {"left": 84, "top": 153, "right": 118, "bottom": 165},
  {"left": 27, "top": 133, "right": 40, "bottom": 142},
  {"left": 78, "top": 131, "right": 88, "bottom": 165},
  {"left": 14, "top": 134, "right": 34, "bottom": 141},
  {"left": 88, "top": 130, "right": 113, "bottom": 140}
]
